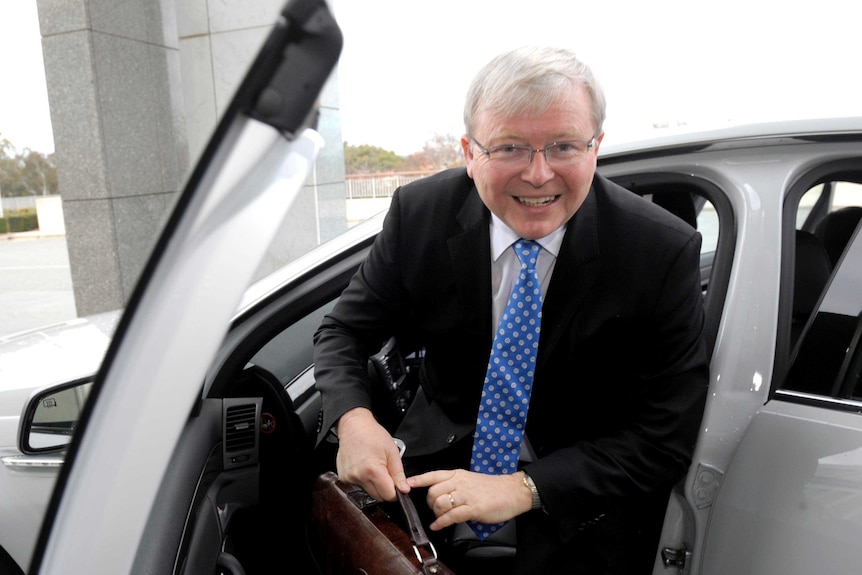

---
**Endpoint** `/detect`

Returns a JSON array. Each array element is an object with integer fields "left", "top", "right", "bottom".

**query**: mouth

[{"left": 517, "top": 195, "right": 558, "bottom": 207}]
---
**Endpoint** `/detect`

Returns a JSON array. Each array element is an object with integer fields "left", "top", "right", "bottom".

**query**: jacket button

[{"left": 446, "top": 434, "right": 456, "bottom": 444}]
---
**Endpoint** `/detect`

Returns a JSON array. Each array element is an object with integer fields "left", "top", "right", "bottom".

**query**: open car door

[{"left": 28, "top": 2, "right": 342, "bottom": 573}]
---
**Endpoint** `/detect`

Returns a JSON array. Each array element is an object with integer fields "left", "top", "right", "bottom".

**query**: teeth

[{"left": 518, "top": 196, "right": 556, "bottom": 207}]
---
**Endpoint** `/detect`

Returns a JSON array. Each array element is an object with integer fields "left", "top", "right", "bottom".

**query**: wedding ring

[{"left": 448, "top": 493, "right": 456, "bottom": 508}]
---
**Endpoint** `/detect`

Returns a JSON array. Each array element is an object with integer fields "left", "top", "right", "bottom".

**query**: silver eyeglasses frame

[{"left": 471, "top": 137, "right": 598, "bottom": 169}]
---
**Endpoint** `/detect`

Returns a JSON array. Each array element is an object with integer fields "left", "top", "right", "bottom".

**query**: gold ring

[{"left": 448, "top": 493, "right": 456, "bottom": 508}]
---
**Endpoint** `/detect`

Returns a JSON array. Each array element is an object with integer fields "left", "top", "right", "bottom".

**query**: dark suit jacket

[{"left": 313, "top": 167, "right": 709, "bottom": 573}]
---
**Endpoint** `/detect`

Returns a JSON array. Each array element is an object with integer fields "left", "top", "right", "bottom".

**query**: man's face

[{"left": 462, "top": 84, "right": 603, "bottom": 240}]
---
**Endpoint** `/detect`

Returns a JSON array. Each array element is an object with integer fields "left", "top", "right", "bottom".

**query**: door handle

[{"left": 2, "top": 454, "right": 64, "bottom": 470}]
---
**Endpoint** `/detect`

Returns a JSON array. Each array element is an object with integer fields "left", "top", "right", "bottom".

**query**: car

[
  {"left": 0, "top": 311, "right": 118, "bottom": 572},
  {"left": 3, "top": 4, "right": 862, "bottom": 575}
]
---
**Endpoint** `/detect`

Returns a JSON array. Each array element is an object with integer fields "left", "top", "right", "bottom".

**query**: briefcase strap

[{"left": 397, "top": 490, "right": 441, "bottom": 575}]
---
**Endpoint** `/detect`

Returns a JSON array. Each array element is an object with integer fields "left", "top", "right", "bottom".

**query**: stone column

[
  {"left": 176, "top": 0, "right": 348, "bottom": 282},
  {"left": 37, "top": 0, "right": 188, "bottom": 316},
  {"left": 37, "top": 0, "right": 347, "bottom": 316}
]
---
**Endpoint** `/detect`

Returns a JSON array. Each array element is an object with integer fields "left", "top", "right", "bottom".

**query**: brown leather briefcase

[{"left": 310, "top": 471, "right": 453, "bottom": 574}]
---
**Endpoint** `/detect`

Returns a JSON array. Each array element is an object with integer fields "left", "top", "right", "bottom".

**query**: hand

[
  {"left": 335, "top": 407, "right": 409, "bottom": 502},
  {"left": 407, "top": 469, "right": 532, "bottom": 531}
]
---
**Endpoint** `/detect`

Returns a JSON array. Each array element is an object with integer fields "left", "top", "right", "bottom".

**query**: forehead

[{"left": 474, "top": 84, "right": 595, "bottom": 142}]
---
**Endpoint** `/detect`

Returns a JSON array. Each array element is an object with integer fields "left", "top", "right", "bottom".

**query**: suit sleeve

[{"left": 312, "top": 191, "right": 410, "bottom": 441}]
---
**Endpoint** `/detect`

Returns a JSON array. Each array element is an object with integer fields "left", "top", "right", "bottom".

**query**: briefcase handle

[{"left": 396, "top": 490, "right": 443, "bottom": 575}]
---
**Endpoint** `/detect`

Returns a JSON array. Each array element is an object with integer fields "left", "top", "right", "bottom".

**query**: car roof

[{"left": 599, "top": 117, "right": 862, "bottom": 160}]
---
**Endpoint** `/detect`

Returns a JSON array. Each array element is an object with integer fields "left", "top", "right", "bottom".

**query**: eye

[
  {"left": 552, "top": 142, "right": 577, "bottom": 154},
  {"left": 495, "top": 144, "right": 523, "bottom": 155}
]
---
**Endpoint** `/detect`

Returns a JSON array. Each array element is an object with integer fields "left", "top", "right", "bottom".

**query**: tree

[
  {"left": 402, "top": 133, "right": 464, "bottom": 171},
  {"left": 344, "top": 142, "right": 405, "bottom": 174},
  {"left": 343, "top": 134, "right": 465, "bottom": 175},
  {"left": 18, "top": 149, "right": 58, "bottom": 195},
  {"left": 0, "top": 137, "right": 58, "bottom": 197}
]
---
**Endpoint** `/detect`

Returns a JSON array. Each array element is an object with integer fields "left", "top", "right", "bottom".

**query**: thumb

[{"left": 387, "top": 446, "right": 410, "bottom": 494}]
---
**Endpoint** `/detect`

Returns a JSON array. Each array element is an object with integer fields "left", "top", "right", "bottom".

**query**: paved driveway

[{"left": 0, "top": 235, "right": 75, "bottom": 338}]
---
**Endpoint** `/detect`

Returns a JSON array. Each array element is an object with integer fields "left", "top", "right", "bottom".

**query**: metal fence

[
  {"left": 0, "top": 196, "right": 38, "bottom": 211},
  {"left": 345, "top": 171, "right": 435, "bottom": 199}
]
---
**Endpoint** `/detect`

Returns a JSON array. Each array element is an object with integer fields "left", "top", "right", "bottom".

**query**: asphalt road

[{"left": 0, "top": 235, "right": 76, "bottom": 338}]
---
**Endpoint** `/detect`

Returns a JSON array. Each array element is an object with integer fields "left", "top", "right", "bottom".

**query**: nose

[{"left": 521, "top": 148, "right": 555, "bottom": 186}]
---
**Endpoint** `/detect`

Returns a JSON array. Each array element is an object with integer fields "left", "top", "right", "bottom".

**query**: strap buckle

[{"left": 412, "top": 541, "right": 440, "bottom": 574}]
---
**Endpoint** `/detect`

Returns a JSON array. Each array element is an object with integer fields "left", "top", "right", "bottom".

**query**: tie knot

[{"left": 513, "top": 240, "right": 541, "bottom": 268}]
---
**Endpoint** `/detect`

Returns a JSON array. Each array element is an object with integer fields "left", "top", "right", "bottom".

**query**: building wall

[{"left": 37, "top": 0, "right": 347, "bottom": 315}]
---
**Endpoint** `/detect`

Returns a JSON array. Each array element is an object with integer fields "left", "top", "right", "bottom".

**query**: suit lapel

[
  {"left": 539, "top": 186, "right": 601, "bottom": 366},
  {"left": 448, "top": 188, "right": 493, "bottom": 351},
  {"left": 440, "top": 181, "right": 602, "bottom": 368}
]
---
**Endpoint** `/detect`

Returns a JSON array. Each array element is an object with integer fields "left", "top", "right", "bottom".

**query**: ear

[
  {"left": 593, "top": 132, "right": 605, "bottom": 153},
  {"left": 461, "top": 135, "right": 476, "bottom": 177}
]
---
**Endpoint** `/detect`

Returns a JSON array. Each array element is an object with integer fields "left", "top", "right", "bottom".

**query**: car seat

[
  {"left": 814, "top": 206, "right": 862, "bottom": 267},
  {"left": 792, "top": 230, "right": 833, "bottom": 346}
]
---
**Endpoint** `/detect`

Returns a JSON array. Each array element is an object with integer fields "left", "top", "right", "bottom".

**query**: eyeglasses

[{"left": 471, "top": 137, "right": 597, "bottom": 169}]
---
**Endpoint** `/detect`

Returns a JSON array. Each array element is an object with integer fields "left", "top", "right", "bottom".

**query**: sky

[
  {"left": 333, "top": 0, "right": 862, "bottom": 154},
  {"left": 2, "top": 0, "right": 862, "bottom": 157},
  {"left": 0, "top": 1, "right": 53, "bottom": 153}
]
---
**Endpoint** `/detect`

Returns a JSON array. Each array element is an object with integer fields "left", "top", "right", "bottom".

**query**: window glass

[
  {"left": 642, "top": 191, "right": 718, "bottom": 255},
  {"left": 834, "top": 181, "right": 862, "bottom": 209},
  {"left": 784, "top": 205, "right": 862, "bottom": 398},
  {"left": 697, "top": 199, "right": 719, "bottom": 255},
  {"left": 627, "top": 186, "right": 726, "bottom": 314},
  {"left": 797, "top": 185, "right": 823, "bottom": 228},
  {"left": 790, "top": 180, "right": 862, "bottom": 350}
]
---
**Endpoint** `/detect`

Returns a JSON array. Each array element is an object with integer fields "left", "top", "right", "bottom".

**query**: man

[{"left": 313, "top": 46, "right": 708, "bottom": 573}]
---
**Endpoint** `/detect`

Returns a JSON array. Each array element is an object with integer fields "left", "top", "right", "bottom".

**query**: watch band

[{"left": 522, "top": 472, "right": 543, "bottom": 510}]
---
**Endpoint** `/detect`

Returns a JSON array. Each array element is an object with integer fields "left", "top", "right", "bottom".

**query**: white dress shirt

[{"left": 489, "top": 214, "right": 565, "bottom": 336}]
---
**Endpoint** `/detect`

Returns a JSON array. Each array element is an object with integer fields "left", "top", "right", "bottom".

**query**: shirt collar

[{"left": 489, "top": 213, "right": 566, "bottom": 261}]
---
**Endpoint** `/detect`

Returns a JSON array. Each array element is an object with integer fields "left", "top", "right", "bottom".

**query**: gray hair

[{"left": 463, "top": 46, "right": 606, "bottom": 137}]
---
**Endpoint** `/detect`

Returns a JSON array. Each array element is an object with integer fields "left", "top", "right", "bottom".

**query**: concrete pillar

[
  {"left": 176, "top": 0, "right": 348, "bottom": 282},
  {"left": 37, "top": 0, "right": 348, "bottom": 316},
  {"left": 37, "top": 0, "right": 188, "bottom": 316}
]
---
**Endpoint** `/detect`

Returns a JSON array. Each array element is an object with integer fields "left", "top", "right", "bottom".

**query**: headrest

[
  {"left": 814, "top": 206, "right": 862, "bottom": 267},
  {"left": 652, "top": 192, "right": 697, "bottom": 229}
]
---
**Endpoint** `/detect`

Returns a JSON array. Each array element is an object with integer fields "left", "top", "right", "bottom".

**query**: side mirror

[{"left": 19, "top": 380, "right": 93, "bottom": 454}]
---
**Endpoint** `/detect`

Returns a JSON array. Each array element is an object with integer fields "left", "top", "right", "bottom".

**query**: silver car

[{"left": 3, "top": 7, "right": 862, "bottom": 575}]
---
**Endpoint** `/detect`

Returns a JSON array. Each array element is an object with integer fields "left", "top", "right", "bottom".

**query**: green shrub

[{"left": 0, "top": 209, "right": 38, "bottom": 234}]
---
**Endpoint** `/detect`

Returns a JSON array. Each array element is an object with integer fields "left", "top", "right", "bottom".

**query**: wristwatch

[{"left": 522, "top": 472, "right": 544, "bottom": 510}]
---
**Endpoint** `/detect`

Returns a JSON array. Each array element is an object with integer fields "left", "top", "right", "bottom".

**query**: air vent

[{"left": 222, "top": 398, "right": 261, "bottom": 470}]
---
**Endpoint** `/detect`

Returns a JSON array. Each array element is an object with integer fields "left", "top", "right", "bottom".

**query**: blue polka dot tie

[{"left": 469, "top": 239, "right": 543, "bottom": 539}]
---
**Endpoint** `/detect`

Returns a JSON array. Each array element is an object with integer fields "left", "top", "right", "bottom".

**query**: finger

[
  {"left": 430, "top": 490, "right": 460, "bottom": 517},
  {"left": 392, "top": 469, "right": 410, "bottom": 494},
  {"left": 337, "top": 456, "right": 396, "bottom": 502},
  {"left": 407, "top": 469, "right": 456, "bottom": 489},
  {"left": 366, "top": 472, "right": 397, "bottom": 502},
  {"left": 348, "top": 460, "right": 397, "bottom": 502},
  {"left": 386, "top": 451, "right": 410, "bottom": 494},
  {"left": 429, "top": 505, "right": 473, "bottom": 531},
  {"left": 367, "top": 439, "right": 408, "bottom": 501}
]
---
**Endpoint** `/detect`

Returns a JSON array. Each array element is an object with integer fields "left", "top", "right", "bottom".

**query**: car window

[
  {"left": 697, "top": 198, "right": 720, "bottom": 256},
  {"left": 783, "top": 178, "right": 862, "bottom": 399},
  {"left": 791, "top": 179, "right": 862, "bottom": 336},
  {"left": 600, "top": 173, "right": 734, "bottom": 357},
  {"left": 783, "top": 223, "right": 862, "bottom": 398}
]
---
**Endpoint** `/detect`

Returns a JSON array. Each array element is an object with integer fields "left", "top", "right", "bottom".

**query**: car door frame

[
  {"left": 689, "top": 147, "right": 862, "bottom": 575},
  {"left": 28, "top": 2, "right": 342, "bottom": 573}
]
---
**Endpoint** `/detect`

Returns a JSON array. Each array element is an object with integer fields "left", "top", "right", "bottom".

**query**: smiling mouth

[{"left": 517, "top": 195, "right": 558, "bottom": 207}]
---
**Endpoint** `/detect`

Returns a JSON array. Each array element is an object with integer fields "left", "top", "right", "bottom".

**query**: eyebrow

[{"left": 484, "top": 131, "right": 590, "bottom": 145}]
